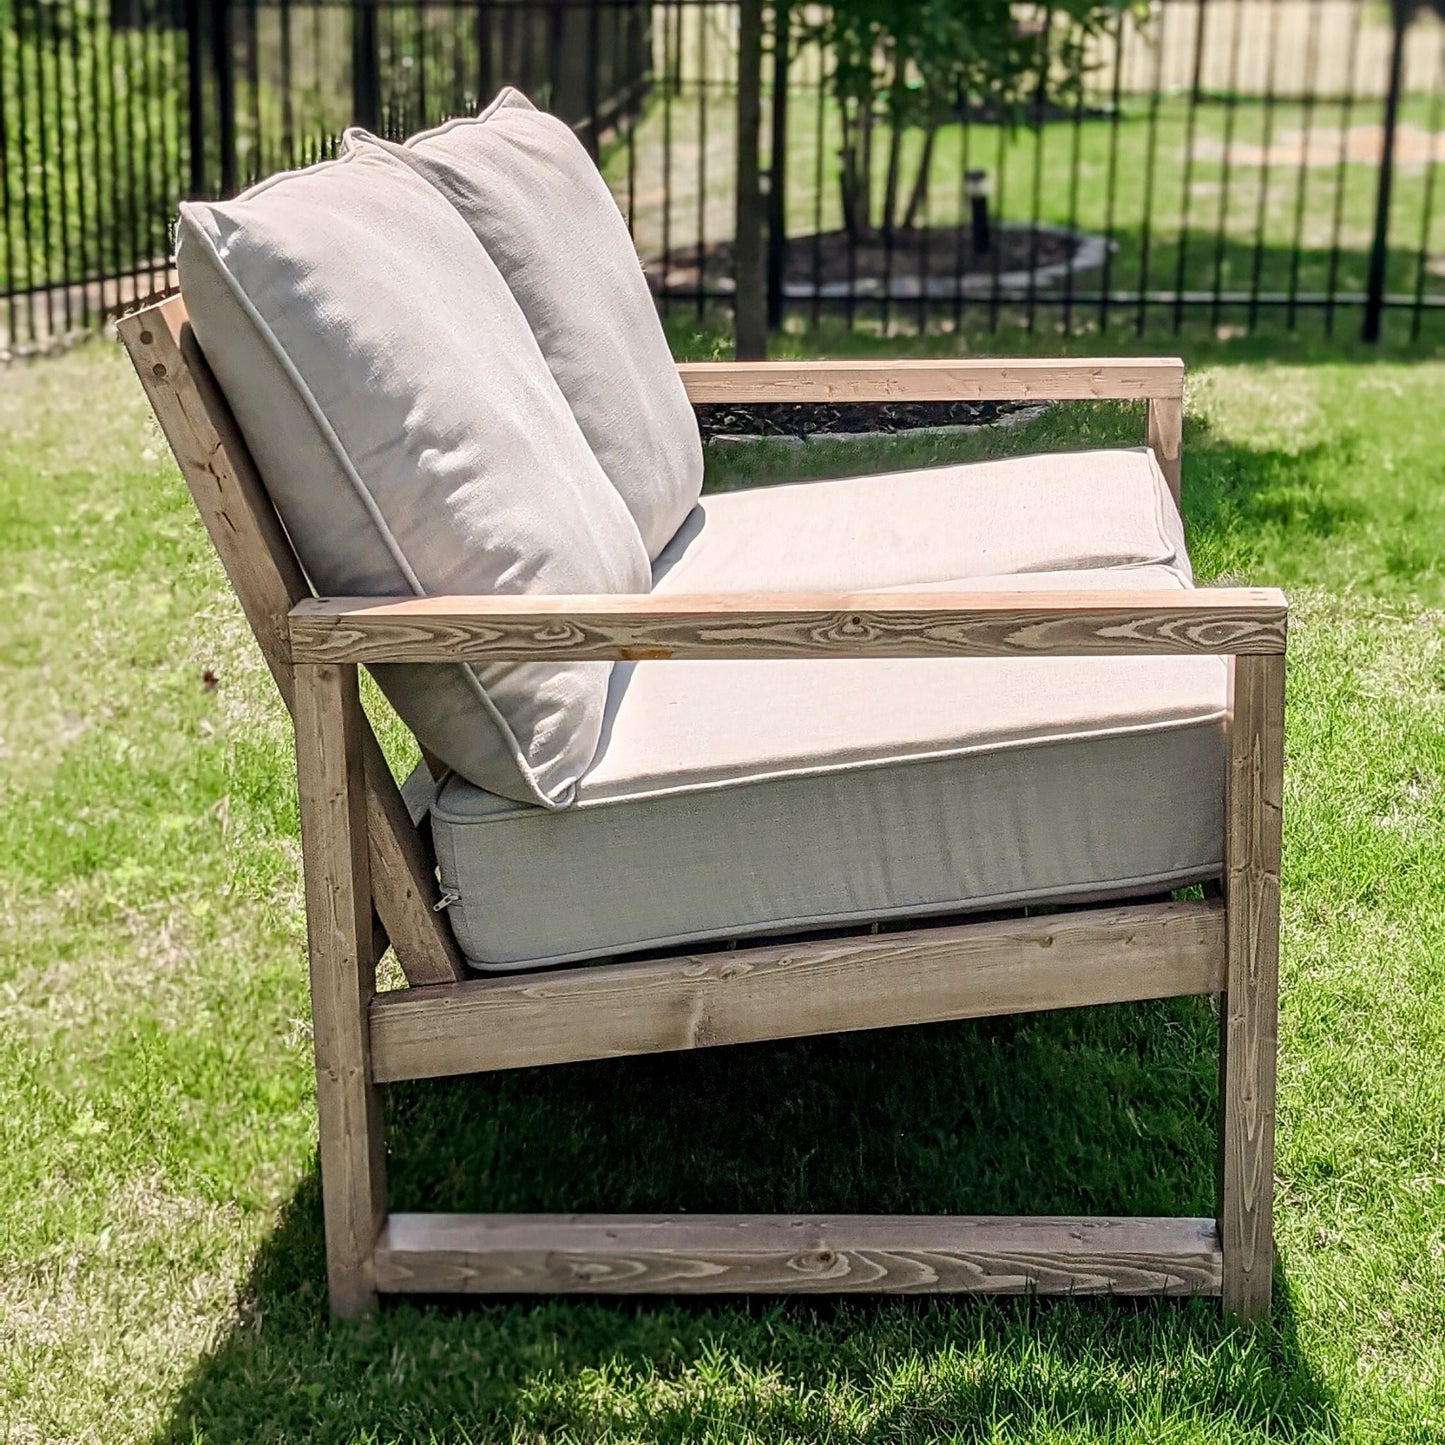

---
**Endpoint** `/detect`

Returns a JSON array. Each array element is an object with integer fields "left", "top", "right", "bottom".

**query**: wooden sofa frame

[{"left": 118, "top": 295, "right": 1284, "bottom": 1322}]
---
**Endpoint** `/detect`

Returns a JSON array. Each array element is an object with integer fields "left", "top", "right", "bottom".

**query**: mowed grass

[{"left": 1, "top": 338, "right": 1444, "bottom": 1444}]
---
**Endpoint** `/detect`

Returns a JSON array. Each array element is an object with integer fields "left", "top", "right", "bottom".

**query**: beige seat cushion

[
  {"left": 432, "top": 448, "right": 1225, "bottom": 969},
  {"left": 652, "top": 447, "right": 1188, "bottom": 594}
]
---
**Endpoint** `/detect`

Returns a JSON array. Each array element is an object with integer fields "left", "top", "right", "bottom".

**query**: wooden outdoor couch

[
  {"left": 121, "top": 295, "right": 1283, "bottom": 1322},
  {"left": 116, "top": 87, "right": 1282, "bottom": 1324}
]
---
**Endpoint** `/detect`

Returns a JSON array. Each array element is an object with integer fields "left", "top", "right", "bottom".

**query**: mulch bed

[
  {"left": 654, "top": 224, "right": 1076, "bottom": 294},
  {"left": 696, "top": 398, "right": 1028, "bottom": 442}
]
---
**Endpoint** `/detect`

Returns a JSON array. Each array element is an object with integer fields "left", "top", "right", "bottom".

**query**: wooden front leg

[
  {"left": 1219, "top": 652, "right": 1285, "bottom": 1321},
  {"left": 295, "top": 661, "right": 387, "bottom": 1318}
]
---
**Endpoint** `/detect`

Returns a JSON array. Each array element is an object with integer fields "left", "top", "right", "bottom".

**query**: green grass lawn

[{"left": 2, "top": 337, "right": 1444, "bottom": 1443}]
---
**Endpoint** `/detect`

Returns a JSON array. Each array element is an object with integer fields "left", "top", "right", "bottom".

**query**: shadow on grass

[
  {"left": 154, "top": 418, "right": 1362, "bottom": 1441},
  {"left": 157, "top": 999, "right": 1336, "bottom": 1443}
]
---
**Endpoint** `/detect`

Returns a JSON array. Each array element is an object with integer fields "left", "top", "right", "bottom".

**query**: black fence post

[
  {"left": 214, "top": 0, "right": 236, "bottom": 195},
  {"left": 1363, "top": 0, "right": 1408, "bottom": 343},
  {"left": 765, "top": 0, "right": 788, "bottom": 329},
  {"left": 184, "top": 0, "right": 206, "bottom": 197},
  {"left": 352, "top": 0, "right": 381, "bottom": 132}
]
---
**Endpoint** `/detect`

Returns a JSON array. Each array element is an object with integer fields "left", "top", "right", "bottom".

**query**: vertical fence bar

[
  {"left": 987, "top": 97, "right": 1007, "bottom": 333},
  {"left": 694, "top": 0, "right": 707, "bottom": 318},
  {"left": 1211, "top": 0, "right": 1245, "bottom": 330},
  {"left": 0, "top": 0, "right": 13, "bottom": 352},
  {"left": 951, "top": 80, "right": 970, "bottom": 333},
  {"left": 659, "top": 0, "right": 676, "bottom": 319},
  {"left": 1172, "top": 0, "right": 1208, "bottom": 334},
  {"left": 810, "top": 28, "right": 824, "bottom": 329},
  {"left": 15, "top": 0, "right": 37, "bottom": 344},
  {"left": 1285, "top": 0, "right": 1322, "bottom": 329},
  {"left": 766, "top": 0, "right": 788, "bottom": 329},
  {"left": 1099, "top": 7, "right": 1125, "bottom": 334},
  {"left": 31, "top": 0, "right": 58, "bottom": 338},
  {"left": 186, "top": 0, "right": 205, "bottom": 197},
  {"left": 1363, "top": 0, "right": 1408, "bottom": 343},
  {"left": 1136, "top": 0, "right": 1167, "bottom": 336},
  {"left": 1324, "top": 0, "right": 1365, "bottom": 337},
  {"left": 1410, "top": 29, "right": 1445, "bottom": 339},
  {"left": 353, "top": 0, "right": 380, "bottom": 130},
  {"left": 1024, "top": 19, "right": 1047, "bottom": 335},
  {"left": 1061, "top": 31, "right": 1084, "bottom": 336},
  {"left": 215, "top": 0, "right": 236, "bottom": 194},
  {"left": 1246, "top": 0, "right": 1282, "bottom": 333}
]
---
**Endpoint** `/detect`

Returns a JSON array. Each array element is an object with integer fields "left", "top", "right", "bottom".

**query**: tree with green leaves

[{"left": 805, "top": 0, "right": 1136, "bottom": 243}]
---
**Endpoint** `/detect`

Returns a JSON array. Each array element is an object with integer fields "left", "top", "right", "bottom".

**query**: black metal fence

[{"left": 4, "top": 0, "right": 1445, "bottom": 358}]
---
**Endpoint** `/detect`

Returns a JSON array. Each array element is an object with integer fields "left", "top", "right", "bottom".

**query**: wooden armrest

[
  {"left": 289, "top": 588, "right": 1285, "bottom": 664},
  {"left": 676, "top": 357, "right": 1184, "bottom": 405}
]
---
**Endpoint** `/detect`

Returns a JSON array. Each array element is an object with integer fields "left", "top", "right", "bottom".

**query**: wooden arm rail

[
  {"left": 289, "top": 588, "right": 1287, "bottom": 664},
  {"left": 676, "top": 357, "right": 1184, "bottom": 403},
  {"left": 675, "top": 356, "right": 1187, "bottom": 504}
]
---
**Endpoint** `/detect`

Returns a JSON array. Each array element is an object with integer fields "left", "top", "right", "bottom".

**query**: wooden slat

[
  {"left": 116, "top": 299, "right": 464, "bottom": 986},
  {"left": 370, "top": 900, "right": 1225, "bottom": 1083},
  {"left": 678, "top": 357, "right": 1185, "bottom": 403},
  {"left": 373, "top": 1213, "right": 1222, "bottom": 1296},
  {"left": 294, "top": 663, "right": 386, "bottom": 1318},
  {"left": 291, "top": 589, "right": 1288, "bottom": 665},
  {"left": 1146, "top": 394, "right": 1184, "bottom": 507},
  {"left": 1219, "top": 654, "right": 1285, "bottom": 1321}
]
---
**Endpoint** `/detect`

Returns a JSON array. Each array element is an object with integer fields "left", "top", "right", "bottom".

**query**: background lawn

[{"left": 1, "top": 336, "right": 1444, "bottom": 1443}]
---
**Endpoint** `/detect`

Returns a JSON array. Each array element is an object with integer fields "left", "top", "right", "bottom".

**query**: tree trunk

[
  {"left": 880, "top": 48, "right": 906, "bottom": 238},
  {"left": 901, "top": 121, "right": 939, "bottom": 231},
  {"left": 733, "top": 0, "right": 767, "bottom": 358}
]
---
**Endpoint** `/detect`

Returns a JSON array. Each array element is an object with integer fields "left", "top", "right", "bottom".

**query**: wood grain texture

[
  {"left": 293, "top": 663, "right": 386, "bottom": 1318},
  {"left": 373, "top": 1213, "right": 1223, "bottom": 1296},
  {"left": 677, "top": 357, "right": 1185, "bottom": 403},
  {"left": 292, "top": 589, "right": 1288, "bottom": 665},
  {"left": 369, "top": 900, "right": 1226, "bottom": 1083},
  {"left": 1146, "top": 394, "right": 1184, "bottom": 507},
  {"left": 1220, "top": 653, "right": 1285, "bottom": 1322},
  {"left": 116, "top": 300, "right": 463, "bottom": 987}
]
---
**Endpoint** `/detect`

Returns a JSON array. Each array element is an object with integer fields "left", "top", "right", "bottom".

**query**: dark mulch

[
  {"left": 653, "top": 223, "right": 1076, "bottom": 293},
  {"left": 696, "top": 398, "right": 1028, "bottom": 441}
]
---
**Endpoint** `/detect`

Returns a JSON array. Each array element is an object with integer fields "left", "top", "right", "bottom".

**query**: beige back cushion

[
  {"left": 346, "top": 89, "right": 703, "bottom": 559},
  {"left": 176, "top": 144, "right": 650, "bottom": 807}
]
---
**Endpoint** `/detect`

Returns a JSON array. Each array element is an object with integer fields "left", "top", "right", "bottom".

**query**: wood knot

[
  {"left": 152, "top": 362, "right": 167, "bottom": 379},
  {"left": 138, "top": 330, "right": 153, "bottom": 345}
]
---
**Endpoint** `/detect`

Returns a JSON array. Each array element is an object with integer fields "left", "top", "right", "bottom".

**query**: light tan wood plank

[
  {"left": 293, "top": 663, "right": 386, "bottom": 1318},
  {"left": 370, "top": 900, "right": 1225, "bottom": 1083},
  {"left": 291, "top": 589, "right": 1287, "bottom": 665},
  {"left": 1146, "top": 394, "right": 1184, "bottom": 507},
  {"left": 374, "top": 1213, "right": 1222, "bottom": 1296},
  {"left": 116, "top": 300, "right": 463, "bottom": 986},
  {"left": 1220, "top": 653, "right": 1285, "bottom": 1322},
  {"left": 678, "top": 357, "right": 1184, "bottom": 403}
]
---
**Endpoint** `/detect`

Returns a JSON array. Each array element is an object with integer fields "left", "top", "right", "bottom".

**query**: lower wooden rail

[
  {"left": 369, "top": 899, "right": 1226, "bottom": 1083},
  {"left": 373, "top": 1213, "right": 1223, "bottom": 1296}
]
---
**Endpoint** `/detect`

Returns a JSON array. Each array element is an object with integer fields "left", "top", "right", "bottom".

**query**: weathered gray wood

[
  {"left": 1146, "top": 394, "right": 1184, "bottom": 507},
  {"left": 370, "top": 900, "right": 1226, "bottom": 1083},
  {"left": 116, "top": 299, "right": 464, "bottom": 987},
  {"left": 374, "top": 1213, "right": 1223, "bottom": 1296},
  {"left": 291, "top": 589, "right": 1288, "bottom": 665},
  {"left": 677, "top": 356, "right": 1185, "bottom": 403},
  {"left": 1220, "top": 653, "right": 1285, "bottom": 1321},
  {"left": 294, "top": 662, "right": 386, "bottom": 1318}
]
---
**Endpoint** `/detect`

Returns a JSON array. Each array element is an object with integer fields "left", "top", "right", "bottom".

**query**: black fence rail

[{"left": 4, "top": 0, "right": 1445, "bottom": 358}]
